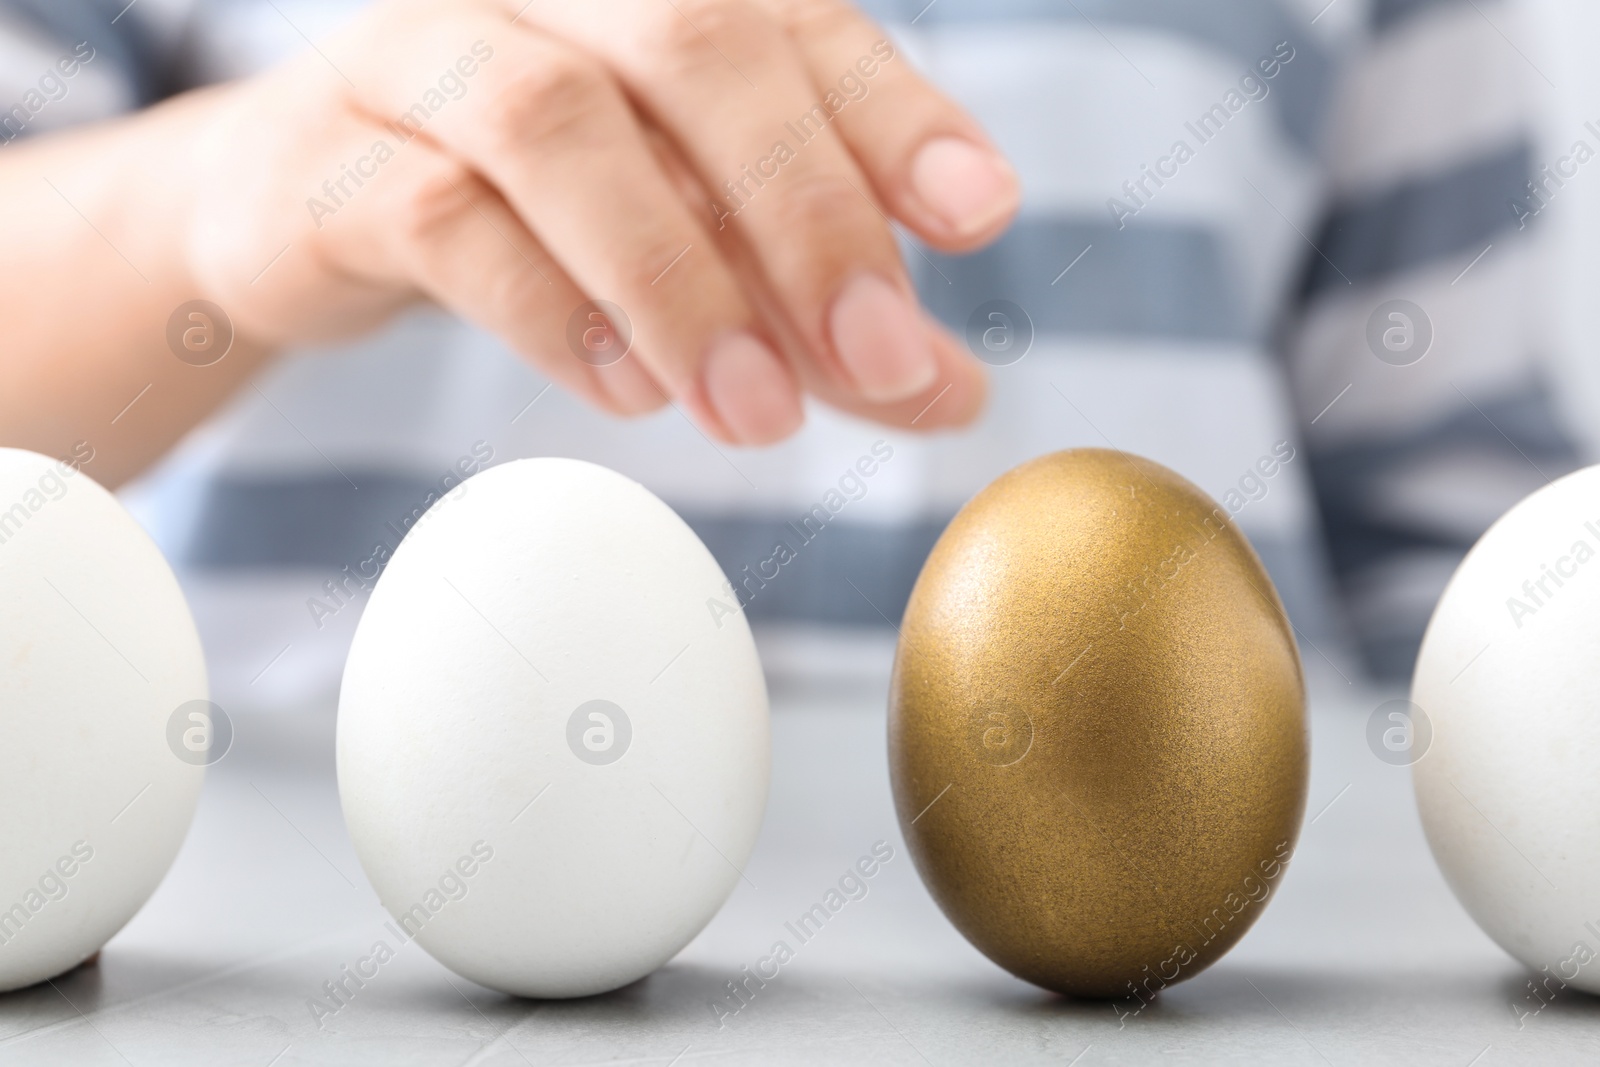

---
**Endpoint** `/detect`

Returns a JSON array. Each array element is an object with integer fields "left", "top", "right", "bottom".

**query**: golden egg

[{"left": 888, "top": 449, "right": 1307, "bottom": 999}]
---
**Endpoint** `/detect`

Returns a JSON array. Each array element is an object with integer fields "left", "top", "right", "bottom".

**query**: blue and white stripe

[{"left": 2, "top": 0, "right": 1584, "bottom": 702}]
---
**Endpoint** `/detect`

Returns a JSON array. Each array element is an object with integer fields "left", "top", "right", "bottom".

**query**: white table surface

[{"left": 1, "top": 662, "right": 1596, "bottom": 1066}]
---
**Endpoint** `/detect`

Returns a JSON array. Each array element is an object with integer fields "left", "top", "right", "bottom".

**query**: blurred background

[{"left": 5, "top": 0, "right": 1597, "bottom": 707}]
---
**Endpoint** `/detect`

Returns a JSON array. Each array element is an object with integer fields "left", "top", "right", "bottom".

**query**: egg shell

[
  {"left": 1413, "top": 464, "right": 1600, "bottom": 992},
  {"left": 0, "top": 448, "right": 207, "bottom": 991},
  {"left": 889, "top": 449, "right": 1307, "bottom": 998},
  {"left": 337, "top": 458, "right": 770, "bottom": 998}
]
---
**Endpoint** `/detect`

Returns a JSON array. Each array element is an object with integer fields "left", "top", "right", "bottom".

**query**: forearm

[{"left": 0, "top": 87, "right": 273, "bottom": 488}]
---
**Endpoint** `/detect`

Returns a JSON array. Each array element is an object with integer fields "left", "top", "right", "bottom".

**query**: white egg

[
  {"left": 0, "top": 448, "right": 208, "bottom": 991},
  {"left": 337, "top": 458, "right": 769, "bottom": 998},
  {"left": 1413, "top": 463, "right": 1600, "bottom": 994}
]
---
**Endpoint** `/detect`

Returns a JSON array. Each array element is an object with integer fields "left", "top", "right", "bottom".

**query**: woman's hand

[{"left": 188, "top": 0, "right": 1018, "bottom": 445}]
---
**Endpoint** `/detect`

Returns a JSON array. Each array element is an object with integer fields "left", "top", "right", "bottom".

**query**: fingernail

[
  {"left": 910, "top": 136, "right": 1019, "bottom": 238},
  {"left": 703, "top": 331, "right": 804, "bottom": 444},
  {"left": 829, "top": 273, "right": 939, "bottom": 403}
]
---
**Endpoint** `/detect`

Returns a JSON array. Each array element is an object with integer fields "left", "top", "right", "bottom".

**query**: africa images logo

[{"left": 566, "top": 700, "right": 632, "bottom": 765}]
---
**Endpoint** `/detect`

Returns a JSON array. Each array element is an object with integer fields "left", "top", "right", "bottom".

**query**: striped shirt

[{"left": 0, "top": 0, "right": 1580, "bottom": 705}]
